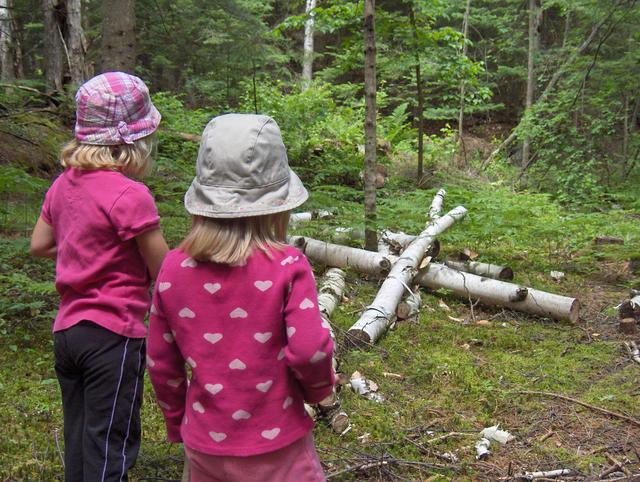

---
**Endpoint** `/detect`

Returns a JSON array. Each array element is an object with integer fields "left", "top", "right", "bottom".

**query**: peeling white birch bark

[
  {"left": 444, "top": 259, "right": 514, "bottom": 280},
  {"left": 414, "top": 263, "right": 579, "bottom": 322},
  {"left": 289, "top": 236, "right": 392, "bottom": 276},
  {"left": 348, "top": 206, "right": 468, "bottom": 344},
  {"left": 428, "top": 188, "right": 447, "bottom": 220},
  {"left": 380, "top": 229, "right": 440, "bottom": 257}
]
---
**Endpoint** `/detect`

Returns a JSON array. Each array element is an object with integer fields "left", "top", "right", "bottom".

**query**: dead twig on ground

[{"left": 517, "top": 391, "right": 640, "bottom": 428}]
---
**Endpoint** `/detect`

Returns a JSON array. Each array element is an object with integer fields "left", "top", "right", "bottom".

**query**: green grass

[{"left": 2, "top": 166, "right": 640, "bottom": 480}]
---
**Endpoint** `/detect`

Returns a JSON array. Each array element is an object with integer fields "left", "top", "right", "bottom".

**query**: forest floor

[{"left": 1, "top": 126, "right": 639, "bottom": 481}]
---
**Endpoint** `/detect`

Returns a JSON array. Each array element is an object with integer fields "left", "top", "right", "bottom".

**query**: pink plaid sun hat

[{"left": 74, "top": 72, "right": 161, "bottom": 145}]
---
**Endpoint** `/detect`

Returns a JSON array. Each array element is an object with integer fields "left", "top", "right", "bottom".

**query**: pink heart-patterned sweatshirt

[{"left": 147, "top": 245, "right": 335, "bottom": 456}]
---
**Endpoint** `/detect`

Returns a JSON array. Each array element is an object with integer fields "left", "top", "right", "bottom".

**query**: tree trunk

[
  {"left": 348, "top": 206, "right": 468, "bottom": 345},
  {"left": 301, "top": 0, "right": 316, "bottom": 91},
  {"left": 481, "top": 14, "right": 611, "bottom": 170},
  {"left": 408, "top": 6, "right": 424, "bottom": 180},
  {"left": 0, "top": 0, "right": 15, "bottom": 81},
  {"left": 101, "top": 0, "right": 136, "bottom": 73},
  {"left": 457, "top": 0, "right": 471, "bottom": 158},
  {"left": 65, "top": 0, "right": 85, "bottom": 85},
  {"left": 363, "top": 0, "right": 377, "bottom": 251},
  {"left": 43, "top": 0, "right": 64, "bottom": 93},
  {"left": 522, "top": 0, "right": 541, "bottom": 168}
]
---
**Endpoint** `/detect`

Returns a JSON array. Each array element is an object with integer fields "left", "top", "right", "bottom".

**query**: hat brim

[{"left": 184, "top": 169, "right": 308, "bottom": 218}]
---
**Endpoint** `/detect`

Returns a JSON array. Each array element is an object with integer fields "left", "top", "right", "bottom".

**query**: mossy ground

[{"left": 1, "top": 164, "right": 639, "bottom": 480}]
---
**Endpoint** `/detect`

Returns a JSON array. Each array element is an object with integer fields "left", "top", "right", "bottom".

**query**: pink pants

[{"left": 184, "top": 432, "right": 326, "bottom": 482}]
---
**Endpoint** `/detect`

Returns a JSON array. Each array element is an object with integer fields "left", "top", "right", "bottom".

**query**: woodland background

[{"left": 0, "top": 0, "right": 639, "bottom": 480}]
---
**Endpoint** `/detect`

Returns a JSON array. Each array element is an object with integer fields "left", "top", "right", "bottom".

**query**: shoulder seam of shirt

[{"left": 107, "top": 184, "right": 137, "bottom": 217}]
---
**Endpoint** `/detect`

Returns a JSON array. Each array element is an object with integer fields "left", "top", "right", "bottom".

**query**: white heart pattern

[
  {"left": 192, "top": 401, "right": 205, "bottom": 414},
  {"left": 229, "top": 308, "right": 248, "bottom": 319},
  {"left": 261, "top": 428, "right": 281, "bottom": 440},
  {"left": 186, "top": 357, "right": 197, "bottom": 368},
  {"left": 299, "top": 298, "right": 314, "bottom": 310},
  {"left": 204, "top": 282, "right": 221, "bottom": 294},
  {"left": 256, "top": 380, "right": 273, "bottom": 392},
  {"left": 229, "top": 359, "right": 246, "bottom": 370},
  {"left": 150, "top": 304, "right": 157, "bottom": 315},
  {"left": 179, "top": 307, "right": 195, "bottom": 319},
  {"left": 277, "top": 348, "right": 285, "bottom": 361},
  {"left": 181, "top": 257, "right": 197, "bottom": 268},
  {"left": 254, "top": 332, "right": 272, "bottom": 343},
  {"left": 158, "top": 282, "right": 172, "bottom": 292},
  {"left": 282, "top": 396, "right": 293, "bottom": 409},
  {"left": 232, "top": 409, "right": 251, "bottom": 420},
  {"left": 321, "top": 318, "right": 331, "bottom": 329},
  {"left": 280, "top": 256, "right": 294, "bottom": 266},
  {"left": 286, "top": 327, "right": 296, "bottom": 337},
  {"left": 146, "top": 355, "right": 155, "bottom": 368},
  {"left": 254, "top": 280, "right": 273, "bottom": 292},
  {"left": 310, "top": 351, "right": 327, "bottom": 363},
  {"left": 167, "top": 378, "right": 184, "bottom": 388},
  {"left": 205, "top": 383, "right": 223, "bottom": 395},
  {"left": 203, "top": 333, "right": 223, "bottom": 344},
  {"left": 158, "top": 400, "right": 170, "bottom": 410},
  {"left": 209, "top": 431, "right": 227, "bottom": 442},
  {"left": 163, "top": 333, "right": 174, "bottom": 343}
]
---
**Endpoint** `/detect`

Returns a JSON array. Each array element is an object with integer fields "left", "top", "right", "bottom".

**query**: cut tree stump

[
  {"left": 619, "top": 318, "right": 638, "bottom": 335},
  {"left": 348, "top": 206, "right": 468, "bottom": 345}
]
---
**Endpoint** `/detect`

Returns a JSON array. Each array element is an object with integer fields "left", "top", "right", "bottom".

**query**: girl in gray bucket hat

[{"left": 147, "top": 114, "right": 334, "bottom": 481}]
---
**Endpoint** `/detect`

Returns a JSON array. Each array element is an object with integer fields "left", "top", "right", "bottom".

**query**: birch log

[
  {"left": 292, "top": 236, "right": 578, "bottom": 322},
  {"left": 290, "top": 209, "right": 332, "bottom": 224},
  {"left": 348, "top": 206, "right": 468, "bottom": 345},
  {"left": 312, "top": 267, "right": 350, "bottom": 433},
  {"left": 380, "top": 229, "right": 440, "bottom": 257},
  {"left": 415, "top": 263, "right": 579, "bottom": 322},
  {"left": 428, "top": 188, "right": 446, "bottom": 220},
  {"left": 444, "top": 260, "right": 514, "bottom": 280},
  {"left": 396, "top": 289, "right": 422, "bottom": 320},
  {"left": 289, "top": 236, "right": 392, "bottom": 276}
]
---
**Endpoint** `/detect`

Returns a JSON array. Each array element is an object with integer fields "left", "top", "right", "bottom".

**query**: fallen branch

[
  {"left": 290, "top": 209, "right": 332, "bottom": 224},
  {"left": 348, "top": 206, "right": 468, "bottom": 345},
  {"left": 517, "top": 390, "right": 640, "bottom": 428},
  {"left": 518, "top": 468, "right": 575, "bottom": 480}
]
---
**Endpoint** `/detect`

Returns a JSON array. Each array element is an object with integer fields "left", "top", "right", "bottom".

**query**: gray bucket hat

[{"left": 184, "top": 114, "right": 308, "bottom": 218}]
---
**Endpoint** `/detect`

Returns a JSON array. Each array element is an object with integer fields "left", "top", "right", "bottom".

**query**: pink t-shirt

[
  {"left": 41, "top": 168, "right": 160, "bottom": 338},
  {"left": 147, "top": 247, "right": 335, "bottom": 456}
]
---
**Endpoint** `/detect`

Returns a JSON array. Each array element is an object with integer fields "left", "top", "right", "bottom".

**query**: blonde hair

[
  {"left": 180, "top": 213, "right": 290, "bottom": 265},
  {"left": 60, "top": 135, "right": 156, "bottom": 177}
]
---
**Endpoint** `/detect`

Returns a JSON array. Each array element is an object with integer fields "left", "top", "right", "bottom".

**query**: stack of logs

[{"left": 294, "top": 189, "right": 581, "bottom": 433}]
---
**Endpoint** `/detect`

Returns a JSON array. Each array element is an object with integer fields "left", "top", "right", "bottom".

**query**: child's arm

[
  {"left": 30, "top": 216, "right": 57, "bottom": 259},
  {"left": 147, "top": 285, "right": 187, "bottom": 443},
  {"left": 136, "top": 229, "right": 168, "bottom": 280},
  {"left": 283, "top": 256, "right": 335, "bottom": 404}
]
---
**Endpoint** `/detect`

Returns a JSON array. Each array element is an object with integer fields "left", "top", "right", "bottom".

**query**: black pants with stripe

[{"left": 54, "top": 321, "right": 145, "bottom": 482}]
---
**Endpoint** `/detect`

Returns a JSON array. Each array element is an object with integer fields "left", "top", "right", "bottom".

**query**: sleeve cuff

[
  {"left": 303, "top": 383, "right": 335, "bottom": 405},
  {"left": 118, "top": 217, "right": 161, "bottom": 241}
]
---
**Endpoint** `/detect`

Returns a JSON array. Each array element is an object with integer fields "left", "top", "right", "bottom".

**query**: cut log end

[
  {"left": 346, "top": 329, "right": 372, "bottom": 349},
  {"left": 500, "top": 267, "right": 514, "bottom": 280},
  {"left": 619, "top": 318, "right": 638, "bottom": 335},
  {"left": 568, "top": 299, "right": 580, "bottom": 323}
]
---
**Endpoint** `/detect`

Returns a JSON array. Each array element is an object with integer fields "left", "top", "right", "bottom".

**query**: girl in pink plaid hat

[{"left": 30, "top": 72, "right": 169, "bottom": 482}]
